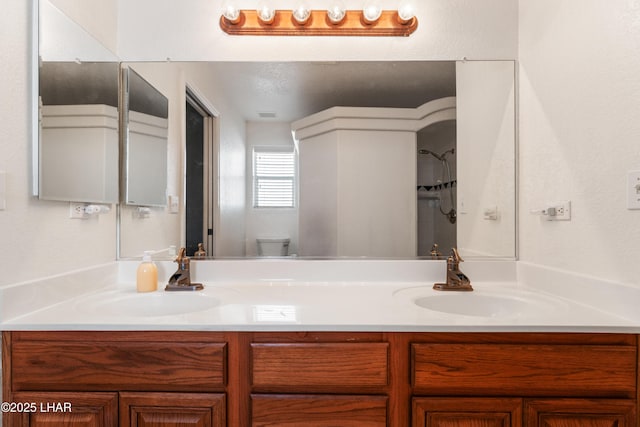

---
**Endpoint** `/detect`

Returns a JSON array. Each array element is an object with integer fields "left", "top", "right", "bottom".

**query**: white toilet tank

[{"left": 256, "top": 237, "right": 290, "bottom": 256}]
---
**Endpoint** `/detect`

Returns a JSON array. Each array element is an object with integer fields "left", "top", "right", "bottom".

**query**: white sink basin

[
  {"left": 77, "top": 290, "right": 224, "bottom": 317},
  {"left": 415, "top": 294, "right": 541, "bottom": 317},
  {"left": 395, "top": 286, "right": 565, "bottom": 318}
]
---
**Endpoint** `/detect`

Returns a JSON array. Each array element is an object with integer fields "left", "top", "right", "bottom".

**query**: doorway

[{"left": 185, "top": 89, "right": 217, "bottom": 256}]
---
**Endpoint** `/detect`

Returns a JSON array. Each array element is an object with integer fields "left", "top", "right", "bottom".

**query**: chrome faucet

[
  {"left": 433, "top": 248, "right": 473, "bottom": 291},
  {"left": 165, "top": 247, "right": 204, "bottom": 291}
]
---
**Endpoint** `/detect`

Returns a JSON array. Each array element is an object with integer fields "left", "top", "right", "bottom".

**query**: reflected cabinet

[{"left": 3, "top": 331, "right": 637, "bottom": 426}]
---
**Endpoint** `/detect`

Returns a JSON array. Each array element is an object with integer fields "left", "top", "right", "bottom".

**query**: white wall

[
  {"left": 519, "top": 1, "right": 640, "bottom": 284},
  {"left": 298, "top": 127, "right": 417, "bottom": 257},
  {"left": 245, "top": 122, "right": 298, "bottom": 257},
  {"left": 457, "top": 60, "right": 516, "bottom": 257},
  {"left": 116, "top": 0, "right": 518, "bottom": 61},
  {"left": 0, "top": 1, "right": 117, "bottom": 287},
  {"left": 49, "top": 0, "right": 118, "bottom": 56},
  {"left": 337, "top": 130, "right": 417, "bottom": 257}
]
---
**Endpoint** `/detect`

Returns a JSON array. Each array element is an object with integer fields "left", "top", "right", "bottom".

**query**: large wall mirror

[{"left": 37, "top": 0, "right": 517, "bottom": 260}]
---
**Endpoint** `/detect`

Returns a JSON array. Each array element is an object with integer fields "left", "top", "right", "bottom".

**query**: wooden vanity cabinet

[
  {"left": 9, "top": 392, "right": 118, "bottom": 427},
  {"left": 409, "top": 333, "right": 638, "bottom": 427},
  {"left": 3, "top": 331, "right": 639, "bottom": 427},
  {"left": 412, "top": 397, "right": 522, "bottom": 427},
  {"left": 248, "top": 333, "right": 390, "bottom": 426},
  {"left": 524, "top": 398, "right": 637, "bottom": 427},
  {"left": 3, "top": 331, "right": 229, "bottom": 427},
  {"left": 119, "top": 392, "right": 226, "bottom": 427}
]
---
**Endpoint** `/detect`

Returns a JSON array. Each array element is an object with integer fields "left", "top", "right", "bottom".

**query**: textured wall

[
  {"left": 0, "top": 1, "right": 116, "bottom": 286},
  {"left": 519, "top": 0, "right": 640, "bottom": 284}
]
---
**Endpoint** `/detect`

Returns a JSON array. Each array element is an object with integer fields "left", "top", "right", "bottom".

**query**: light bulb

[
  {"left": 397, "top": 1, "right": 416, "bottom": 23},
  {"left": 362, "top": 2, "right": 382, "bottom": 24},
  {"left": 257, "top": 1, "right": 276, "bottom": 24},
  {"left": 326, "top": 1, "right": 346, "bottom": 24},
  {"left": 292, "top": 2, "right": 311, "bottom": 24},
  {"left": 221, "top": 1, "right": 241, "bottom": 24}
]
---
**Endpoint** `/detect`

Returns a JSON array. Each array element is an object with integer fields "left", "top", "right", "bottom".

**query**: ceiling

[{"left": 203, "top": 61, "right": 457, "bottom": 122}]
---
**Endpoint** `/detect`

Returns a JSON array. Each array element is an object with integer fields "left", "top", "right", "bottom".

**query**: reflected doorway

[{"left": 185, "top": 89, "right": 217, "bottom": 256}]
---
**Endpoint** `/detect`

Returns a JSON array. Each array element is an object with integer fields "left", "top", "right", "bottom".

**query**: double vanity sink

[
  {"left": 1, "top": 257, "right": 634, "bottom": 332},
  {"left": 75, "top": 286, "right": 563, "bottom": 319}
]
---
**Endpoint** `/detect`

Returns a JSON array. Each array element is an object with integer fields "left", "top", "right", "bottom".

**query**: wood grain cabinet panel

[
  {"left": 412, "top": 343, "right": 636, "bottom": 397},
  {"left": 119, "top": 392, "right": 225, "bottom": 427},
  {"left": 251, "top": 343, "right": 388, "bottom": 392},
  {"left": 9, "top": 392, "right": 118, "bottom": 427},
  {"left": 251, "top": 394, "right": 387, "bottom": 426},
  {"left": 11, "top": 341, "right": 227, "bottom": 392},
  {"left": 412, "top": 398, "right": 522, "bottom": 427},
  {"left": 524, "top": 398, "right": 636, "bottom": 427}
]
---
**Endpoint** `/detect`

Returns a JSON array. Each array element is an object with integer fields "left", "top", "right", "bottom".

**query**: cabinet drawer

[
  {"left": 412, "top": 343, "right": 636, "bottom": 397},
  {"left": 251, "top": 343, "right": 388, "bottom": 391},
  {"left": 12, "top": 340, "right": 226, "bottom": 392},
  {"left": 251, "top": 394, "right": 387, "bottom": 426}
]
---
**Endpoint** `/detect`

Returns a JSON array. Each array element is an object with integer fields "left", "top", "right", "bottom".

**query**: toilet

[{"left": 256, "top": 237, "right": 290, "bottom": 256}]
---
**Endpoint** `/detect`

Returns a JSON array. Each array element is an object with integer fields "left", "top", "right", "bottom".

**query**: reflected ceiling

[{"left": 204, "top": 61, "right": 456, "bottom": 121}]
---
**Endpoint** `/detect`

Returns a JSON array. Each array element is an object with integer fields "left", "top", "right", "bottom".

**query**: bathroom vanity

[
  {"left": 2, "top": 330, "right": 637, "bottom": 427},
  {"left": 2, "top": 259, "right": 639, "bottom": 426}
]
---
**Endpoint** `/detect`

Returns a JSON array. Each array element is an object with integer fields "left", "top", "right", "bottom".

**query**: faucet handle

[
  {"left": 175, "top": 247, "right": 186, "bottom": 262},
  {"left": 450, "top": 247, "right": 464, "bottom": 263},
  {"left": 430, "top": 244, "right": 442, "bottom": 258},
  {"left": 174, "top": 247, "right": 191, "bottom": 269}
]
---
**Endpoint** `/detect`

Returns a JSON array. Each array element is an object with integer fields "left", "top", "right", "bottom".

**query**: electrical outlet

[
  {"left": 69, "top": 202, "right": 88, "bottom": 219},
  {"left": 551, "top": 200, "right": 571, "bottom": 221}
]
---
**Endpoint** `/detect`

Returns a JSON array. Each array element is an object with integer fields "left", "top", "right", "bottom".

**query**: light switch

[
  {"left": 0, "top": 171, "right": 6, "bottom": 210},
  {"left": 628, "top": 170, "right": 640, "bottom": 210}
]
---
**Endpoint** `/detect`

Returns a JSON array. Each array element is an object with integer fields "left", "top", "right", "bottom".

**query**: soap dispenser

[{"left": 137, "top": 251, "right": 158, "bottom": 293}]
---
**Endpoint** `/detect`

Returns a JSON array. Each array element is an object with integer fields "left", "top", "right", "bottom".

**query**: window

[{"left": 253, "top": 147, "right": 296, "bottom": 208}]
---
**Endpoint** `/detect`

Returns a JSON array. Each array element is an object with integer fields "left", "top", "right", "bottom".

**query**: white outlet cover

[{"left": 628, "top": 170, "right": 640, "bottom": 210}]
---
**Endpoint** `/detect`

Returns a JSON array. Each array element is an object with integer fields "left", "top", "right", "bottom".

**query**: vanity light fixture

[
  {"left": 397, "top": 0, "right": 416, "bottom": 24},
  {"left": 221, "top": 1, "right": 241, "bottom": 24},
  {"left": 362, "top": 2, "right": 383, "bottom": 24},
  {"left": 292, "top": 2, "right": 312, "bottom": 25},
  {"left": 326, "top": 1, "right": 347, "bottom": 24},
  {"left": 219, "top": 2, "right": 418, "bottom": 36},
  {"left": 256, "top": 1, "right": 276, "bottom": 24}
]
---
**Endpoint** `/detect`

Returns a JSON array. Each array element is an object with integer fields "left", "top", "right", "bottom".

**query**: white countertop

[{"left": 1, "top": 259, "right": 638, "bottom": 332}]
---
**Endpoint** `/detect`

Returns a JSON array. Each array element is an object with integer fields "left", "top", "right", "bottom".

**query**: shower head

[{"left": 418, "top": 148, "right": 455, "bottom": 161}]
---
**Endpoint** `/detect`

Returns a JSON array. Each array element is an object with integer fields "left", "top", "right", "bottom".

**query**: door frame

[{"left": 185, "top": 83, "right": 219, "bottom": 256}]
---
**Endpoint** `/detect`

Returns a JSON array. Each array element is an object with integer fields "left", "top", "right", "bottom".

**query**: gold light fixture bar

[{"left": 220, "top": 10, "right": 418, "bottom": 36}]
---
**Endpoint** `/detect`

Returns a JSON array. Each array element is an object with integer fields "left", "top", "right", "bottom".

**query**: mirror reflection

[
  {"left": 39, "top": 61, "right": 119, "bottom": 203},
  {"left": 119, "top": 61, "right": 515, "bottom": 259},
  {"left": 38, "top": 0, "right": 516, "bottom": 260},
  {"left": 122, "top": 65, "right": 169, "bottom": 207}
]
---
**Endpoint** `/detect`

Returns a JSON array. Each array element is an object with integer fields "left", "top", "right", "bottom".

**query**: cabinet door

[
  {"left": 525, "top": 399, "right": 636, "bottom": 427},
  {"left": 9, "top": 392, "right": 117, "bottom": 427},
  {"left": 119, "top": 392, "right": 225, "bottom": 427},
  {"left": 412, "top": 398, "right": 522, "bottom": 427}
]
